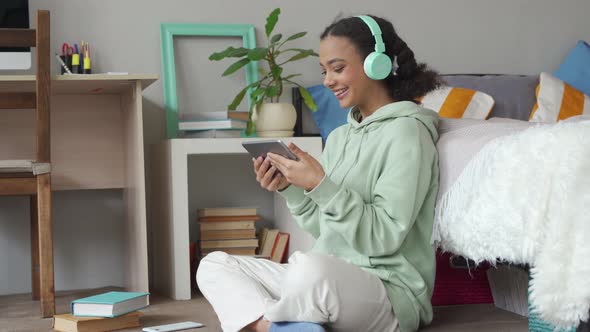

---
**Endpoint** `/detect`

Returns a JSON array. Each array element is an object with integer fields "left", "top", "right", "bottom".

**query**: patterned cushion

[
  {"left": 420, "top": 86, "right": 495, "bottom": 119},
  {"left": 442, "top": 75, "right": 538, "bottom": 121},
  {"left": 529, "top": 72, "right": 590, "bottom": 123}
]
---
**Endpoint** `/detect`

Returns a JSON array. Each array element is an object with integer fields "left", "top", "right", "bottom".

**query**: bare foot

[{"left": 245, "top": 317, "right": 271, "bottom": 332}]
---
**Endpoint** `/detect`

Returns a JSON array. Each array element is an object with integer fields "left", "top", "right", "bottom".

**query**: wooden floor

[
  {"left": 0, "top": 287, "right": 221, "bottom": 332},
  {"left": 0, "top": 287, "right": 528, "bottom": 332}
]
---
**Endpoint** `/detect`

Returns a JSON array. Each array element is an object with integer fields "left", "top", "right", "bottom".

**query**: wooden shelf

[
  {"left": 0, "top": 74, "right": 158, "bottom": 94},
  {"left": 0, "top": 74, "right": 154, "bottom": 297}
]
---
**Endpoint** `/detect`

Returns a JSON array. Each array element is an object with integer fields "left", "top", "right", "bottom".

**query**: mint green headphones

[{"left": 356, "top": 15, "right": 393, "bottom": 80}]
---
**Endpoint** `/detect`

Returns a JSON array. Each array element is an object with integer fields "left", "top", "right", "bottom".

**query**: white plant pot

[{"left": 252, "top": 102, "right": 297, "bottom": 137}]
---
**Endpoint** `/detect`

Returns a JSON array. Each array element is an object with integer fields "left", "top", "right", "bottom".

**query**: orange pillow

[
  {"left": 530, "top": 72, "right": 590, "bottom": 123},
  {"left": 419, "top": 86, "right": 495, "bottom": 119}
]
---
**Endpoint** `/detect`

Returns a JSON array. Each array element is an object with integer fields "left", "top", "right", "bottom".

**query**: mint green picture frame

[{"left": 160, "top": 23, "right": 258, "bottom": 138}]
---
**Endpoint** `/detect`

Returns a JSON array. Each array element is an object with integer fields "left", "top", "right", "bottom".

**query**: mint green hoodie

[{"left": 279, "top": 101, "right": 439, "bottom": 332}]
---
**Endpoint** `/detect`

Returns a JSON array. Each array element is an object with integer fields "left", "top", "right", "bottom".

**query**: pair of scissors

[{"left": 61, "top": 43, "right": 74, "bottom": 57}]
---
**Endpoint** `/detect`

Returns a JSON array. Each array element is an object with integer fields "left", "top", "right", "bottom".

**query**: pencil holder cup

[{"left": 60, "top": 55, "right": 72, "bottom": 75}]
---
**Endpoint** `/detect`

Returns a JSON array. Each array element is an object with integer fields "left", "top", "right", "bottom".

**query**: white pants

[{"left": 196, "top": 251, "right": 400, "bottom": 332}]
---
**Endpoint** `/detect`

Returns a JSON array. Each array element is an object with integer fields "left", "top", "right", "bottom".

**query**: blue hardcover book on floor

[{"left": 71, "top": 291, "right": 150, "bottom": 318}]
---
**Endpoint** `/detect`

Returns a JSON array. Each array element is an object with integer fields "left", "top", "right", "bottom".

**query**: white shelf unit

[{"left": 151, "top": 137, "right": 322, "bottom": 300}]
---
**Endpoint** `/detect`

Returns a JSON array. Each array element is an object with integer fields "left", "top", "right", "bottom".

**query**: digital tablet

[{"left": 242, "top": 140, "right": 299, "bottom": 161}]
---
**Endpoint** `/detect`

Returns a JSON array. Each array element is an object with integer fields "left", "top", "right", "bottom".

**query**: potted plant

[{"left": 209, "top": 8, "right": 317, "bottom": 136}]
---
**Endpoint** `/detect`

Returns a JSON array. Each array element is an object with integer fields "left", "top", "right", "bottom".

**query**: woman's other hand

[
  {"left": 253, "top": 156, "right": 290, "bottom": 192},
  {"left": 267, "top": 143, "right": 325, "bottom": 192}
]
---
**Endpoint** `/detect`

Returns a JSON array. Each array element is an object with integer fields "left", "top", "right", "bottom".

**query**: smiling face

[
  {"left": 319, "top": 35, "right": 392, "bottom": 116},
  {"left": 319, "top": 36, "right": 369, "bottom": 109}
]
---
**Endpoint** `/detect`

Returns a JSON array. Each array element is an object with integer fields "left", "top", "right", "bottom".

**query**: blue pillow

[
  {"left": 307, "top": 84, "right": 349, "bottom": 141},
  {"left": 554, "top": 40, "right": 590, "bottom": 96}
]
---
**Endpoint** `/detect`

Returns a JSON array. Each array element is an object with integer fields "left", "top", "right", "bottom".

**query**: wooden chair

[{"left": 0, "top": 10, "right": 53, "bottom": 318}]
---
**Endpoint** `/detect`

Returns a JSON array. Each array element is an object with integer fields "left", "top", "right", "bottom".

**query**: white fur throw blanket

[{"left": 431, "top": 118, "right": 590, "bottom": 330}]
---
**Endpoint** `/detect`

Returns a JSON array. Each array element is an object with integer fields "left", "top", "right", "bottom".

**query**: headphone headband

[
  {"left": 355, "top": 15, "right": 393, "bottom": 80},
  {"left": 355, "top": 15, "right": 386, "bottom": 53}
]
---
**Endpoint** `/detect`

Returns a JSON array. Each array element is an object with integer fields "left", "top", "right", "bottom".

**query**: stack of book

[
  {"left": 258, "top": 227, "right": 290, "bottom": 263},
  {"left": 197, "top": 207, "right": 261, "bottom": 257},
  {"left": 179, "top": 111, "right": 249, "bottom": 138},
  {"left": 53, "top": 291, "right": 149, "bottom": 332}
]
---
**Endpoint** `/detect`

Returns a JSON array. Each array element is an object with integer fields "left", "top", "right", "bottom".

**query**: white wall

[{"left": 1, "top": 0, "right": 588, "bottom": 295}]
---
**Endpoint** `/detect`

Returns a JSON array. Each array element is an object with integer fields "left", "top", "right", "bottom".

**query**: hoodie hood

[{"left": 347, "top": 101, "right": 439, "bottom": 143}]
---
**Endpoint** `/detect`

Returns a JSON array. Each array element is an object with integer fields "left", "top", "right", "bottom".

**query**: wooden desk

[{"left": 0, "top": 74, "right": 157, "bottom": 293}]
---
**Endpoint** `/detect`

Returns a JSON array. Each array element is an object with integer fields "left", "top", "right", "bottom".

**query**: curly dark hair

[{"left": 320, "top": 15, "right": 443, "bottom": 102}]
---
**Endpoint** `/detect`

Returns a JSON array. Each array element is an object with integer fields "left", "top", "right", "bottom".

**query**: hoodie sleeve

[
  {"left": 278, "top": 184, "right": 320, "bottom": 238},
  {"left": 276, "top": 134, "right": 335, "bottom": 239},
  {"left": 305, "top": 120, "right": 435, "bottom": 256}
]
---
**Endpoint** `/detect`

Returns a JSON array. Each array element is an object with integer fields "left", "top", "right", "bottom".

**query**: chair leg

[
  {"left": 37, "top": 173, "right": 54, "bottom": 318},
  {"left": 30, "top": 195, "right": 40, "bottom": 301}
]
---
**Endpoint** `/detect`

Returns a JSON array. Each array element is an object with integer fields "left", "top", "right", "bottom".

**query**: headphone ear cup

[{"left": 364, "top": 52, "right": 393, "bottom": 80}]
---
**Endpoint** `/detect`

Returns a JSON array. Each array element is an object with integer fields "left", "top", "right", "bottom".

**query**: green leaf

[
  {"left": 209, "top": 51, "right": 226, "bottom": 61},
  {"left": 255, "top": 92, "right": 266, "bottom": 104},
  {"left": 284, "top": 31, "right": 307, "bottom": 42},
  {"left": 251, "top": 87, "right": 266, "bottom": 99},
  {"left": 266, "top": 86, "right": 279, "bottom": 97},
  {"left": 250, "top": 91, "right": 266, "bottom": 108},
  {"left": 247, "top": 47, "right": 268, "bottom": 61},
  {"left": 298, "top": 86, "right": 317, "bottom": 112},
  {"left": 228, "top": 86, "right": 248, "bottom": 111},
  {"left": 270, "top": 34, "right": 282, "bottom": 44},
  {"left": 281, "top": 48, "right": 318, "bottom": 55},
  {"left": 281, "top": 48, "right": 307, "bottom": 53},
  {"left": 265, "top": 8, "right": 280, "bottom": 38},
  {"left": 271, "top": 66, "right": 283, "bottom": 80},
  {"left": 228, "top": 80, "right": 263, "bottom": 110},
  {"left": 222, "top": 58, "right": 251, "bottom": 76},
  {"left": 228, "top": 47, "right": 250, "bottom": 57},
  {"left": 283, "top": 74, "right": 301, "bottom": 80},
  {"left": 209, "top": 46, "right": 249, "bottom": 60},
  {"left": 280, "top": 49, "right": 316, "bottom": 64},
  {"left": 209, "top": 47, "right": 232, "bottom": 61}
]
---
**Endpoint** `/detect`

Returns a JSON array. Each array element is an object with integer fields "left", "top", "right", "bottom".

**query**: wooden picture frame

[{"left": 160, "top": 23, "right": 258, "bottom": 138}]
